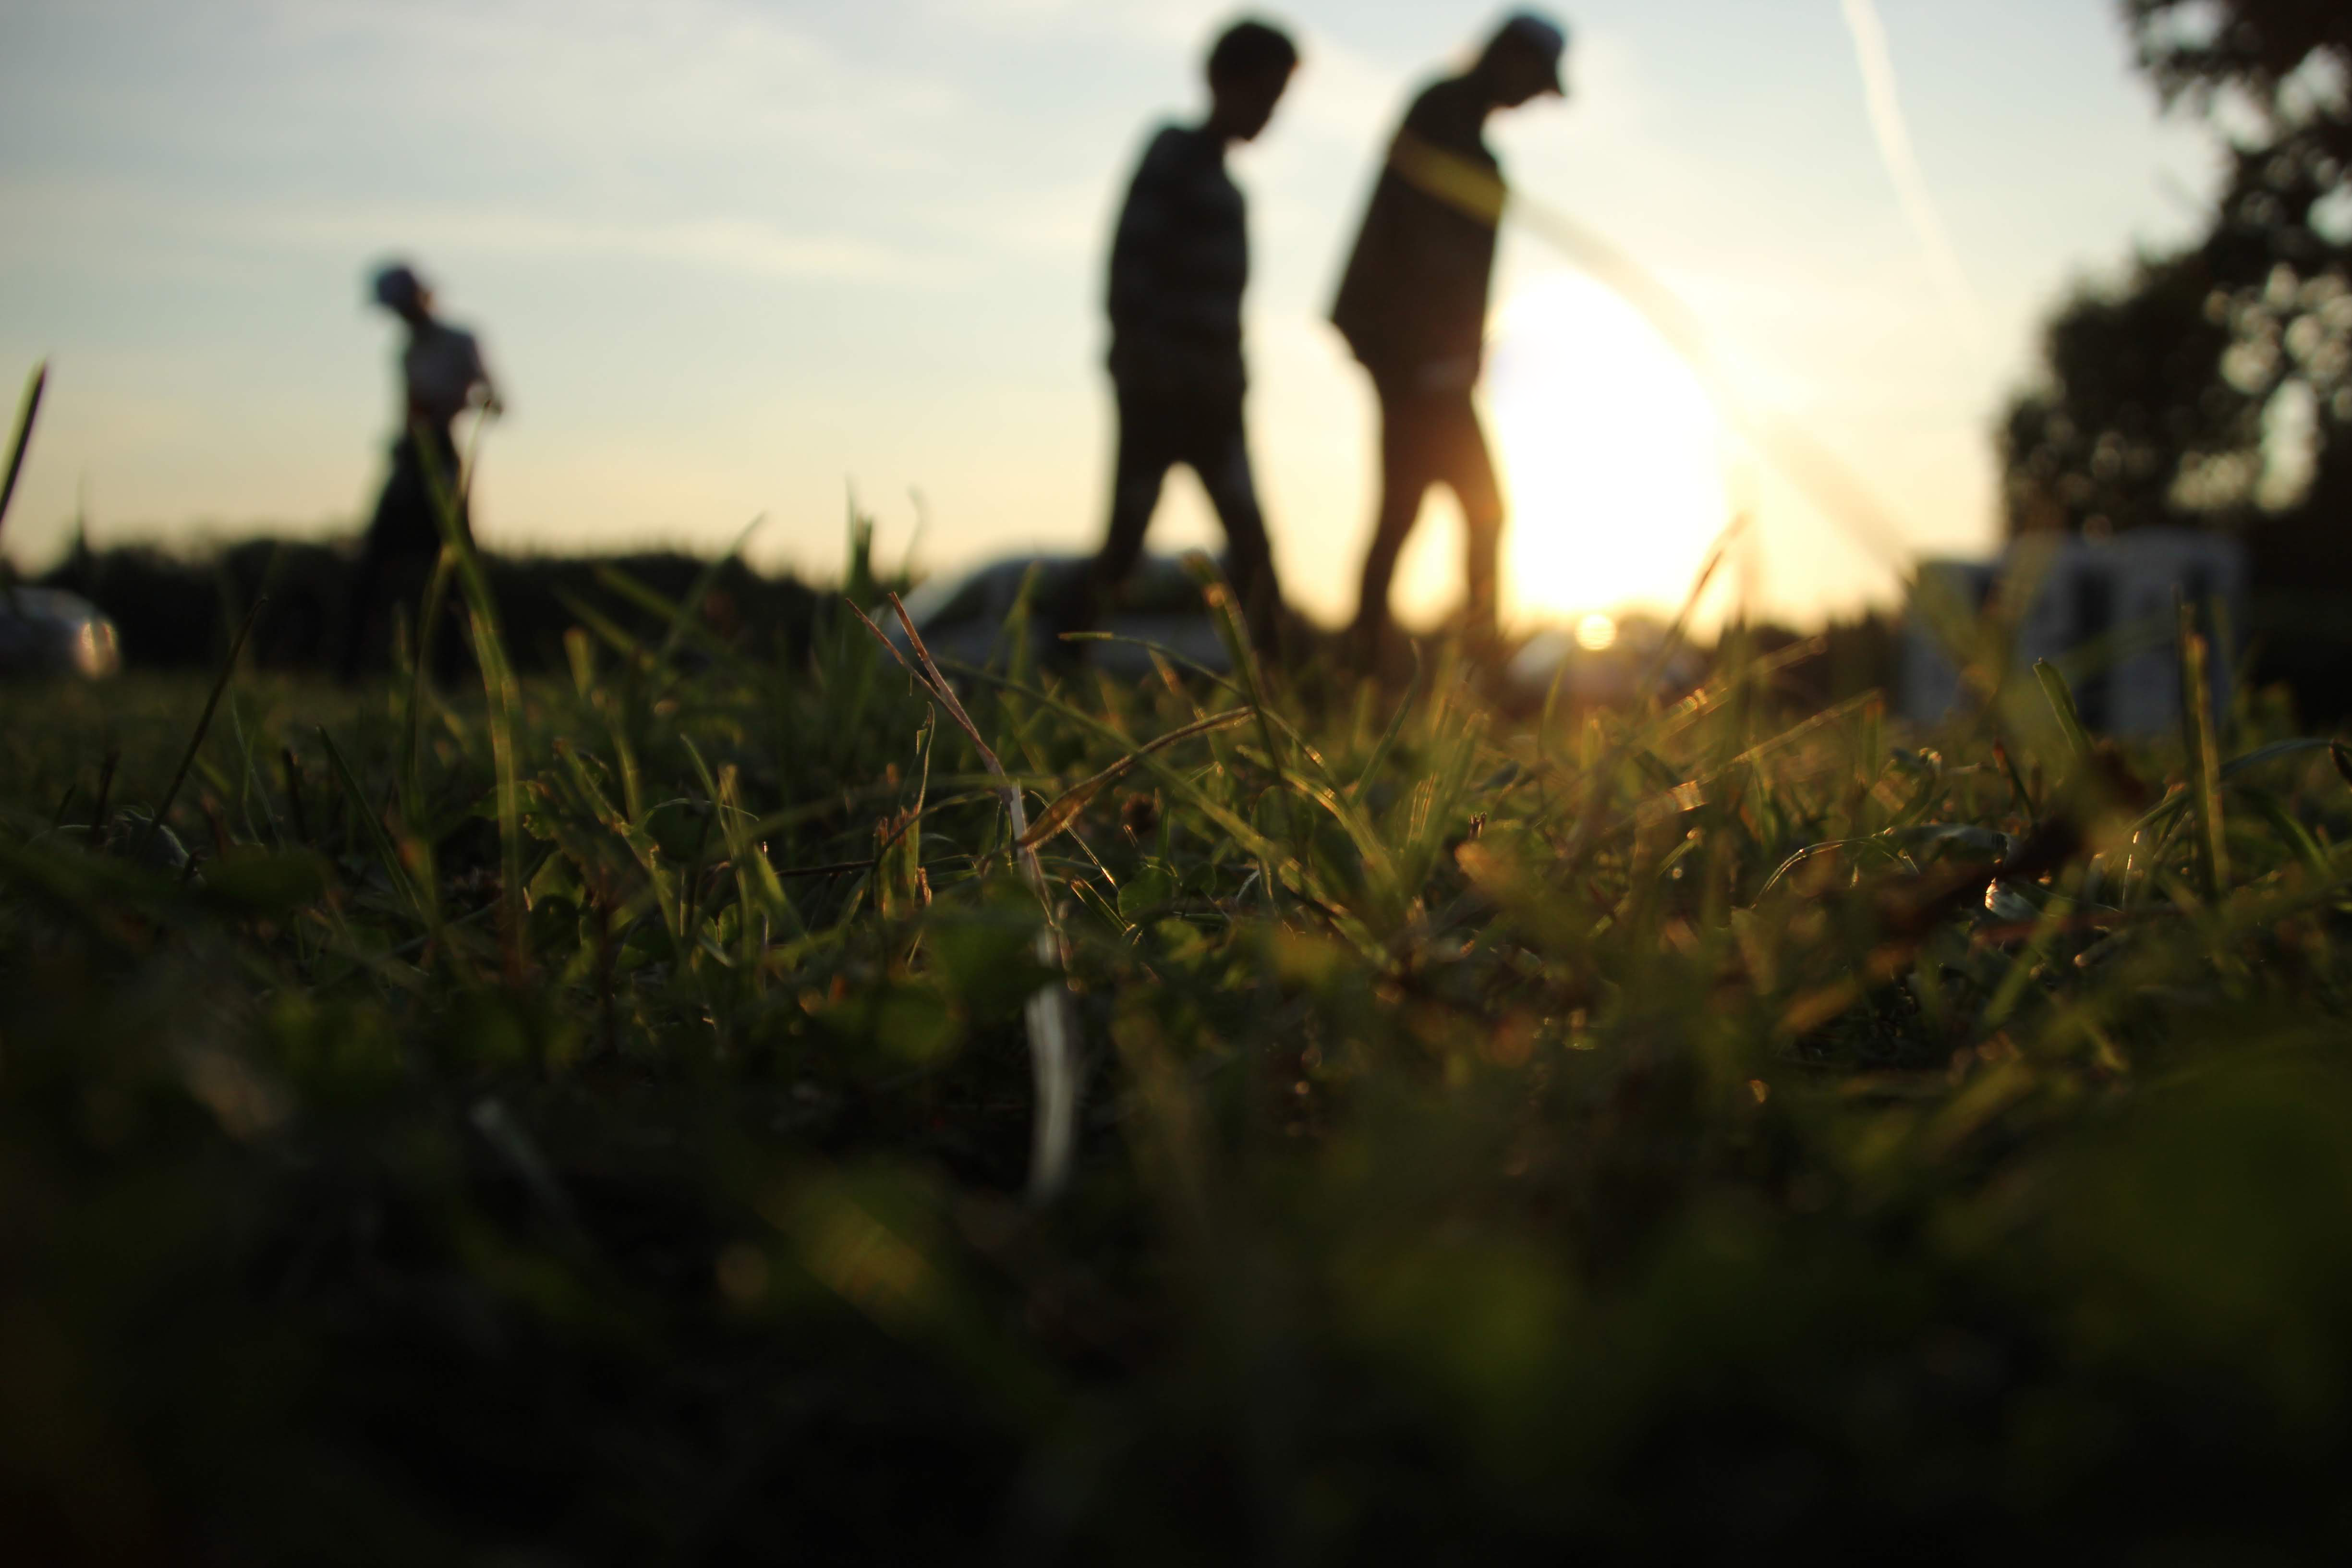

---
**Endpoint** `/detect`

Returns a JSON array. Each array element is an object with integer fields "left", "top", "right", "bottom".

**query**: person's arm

[
  {"left": 1107, "top": 131, "right": 1182, "bottom": 344},
  {"left": 468, "top": 336, "right": 504, "bottom": 419}
]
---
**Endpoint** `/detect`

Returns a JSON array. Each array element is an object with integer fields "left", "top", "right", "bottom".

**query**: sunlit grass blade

[
  {"left": 418, "top": 423, "right": 527, "bottom": 978},
  {"left": 2178, "top": 596, "right": 2227, "bottom": 900},
  {"left": 937, "top": 658, "right": 1293, "bottom": 880},
  {"left": 2034, "top": 659, "right": 2096, "bottom": 785},
  {"left": 679, "top": 736, "right": 791, "bottom": 964},
  {"left": 1016, "top": 708, "right": 1252, "bottom": 852},
  {"left": 855, "top": 593, "right": 1081, "bottom": 1205},
  {"left": 1348, "top": 646, "right": 1421, "bottom": 803},
  {"left": 557, "top": 739, "right": 686, "bottom": 952}
]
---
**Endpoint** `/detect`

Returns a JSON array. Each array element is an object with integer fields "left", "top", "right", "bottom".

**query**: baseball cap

[
  {"left": 370, "top": 261, "right": 426, "bottom": 312},
  {"left": 1496, "top": 12, "right": 1568, "bottom": 95}
]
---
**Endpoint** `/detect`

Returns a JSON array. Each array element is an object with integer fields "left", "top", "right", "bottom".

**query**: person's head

[
  {"left": 1204, "top": 17, "right": 1299, "bottom": 143},
  {"left": 369, "top": 261, "right": 434, "bottom": 326},
  {"left": 1475, "top": 11, "right": 1569, "bottom": 110}
]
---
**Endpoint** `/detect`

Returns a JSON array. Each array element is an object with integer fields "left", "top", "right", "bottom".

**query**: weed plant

[{"left": 5, "top": 545, "right": 2352, "bottom": 1563}]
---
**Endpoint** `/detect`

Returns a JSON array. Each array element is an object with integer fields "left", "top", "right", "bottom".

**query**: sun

[{"left": 1482, "top": 271, "right": 1732, "bottom": 628}]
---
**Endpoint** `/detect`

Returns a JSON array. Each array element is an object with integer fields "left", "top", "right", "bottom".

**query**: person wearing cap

[
  {"left": 1333, "top": 12, "right": 1567, "bottom": 663},
  {"left": 1052, "top": 17, "right": 1300, "bottom": 664},
  {"left": 341, "top": 260, "right": 502, "bottom": 681}
]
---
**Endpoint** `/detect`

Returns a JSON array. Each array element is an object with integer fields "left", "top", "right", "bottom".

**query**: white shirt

[{"left": 402, "top": 321, "right": 491, "bottom": 427}]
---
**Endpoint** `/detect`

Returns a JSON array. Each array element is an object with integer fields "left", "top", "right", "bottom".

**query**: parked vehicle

[
  {"left": 0, "top": 585, "right": 121, "bottom": 678},
  {"left": 882, "top": 553, "right": 1232, "bottom": 678},
  {"left": 881, "top": 554, "right": 1716, "bottom": 710},
  {"left": 1, "top": 362, "right": 117, "bottom": 678}
]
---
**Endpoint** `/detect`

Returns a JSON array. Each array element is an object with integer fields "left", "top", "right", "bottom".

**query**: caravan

[{"left": 1902, "top": 529, "right": 2245, "bottom": 734}]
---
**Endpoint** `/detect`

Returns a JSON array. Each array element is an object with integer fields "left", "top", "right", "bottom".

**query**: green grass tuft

[{"left": 5, "top": 579, "right": 2352, "bottom": 1561}]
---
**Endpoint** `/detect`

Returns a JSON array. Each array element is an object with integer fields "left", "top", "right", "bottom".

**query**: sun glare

[{"left": 1484, "top": 272, "right": 1731, "bottom": 627}]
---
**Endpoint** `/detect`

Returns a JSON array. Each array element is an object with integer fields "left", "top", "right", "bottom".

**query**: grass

[{"left": 5, "top": 548, "right": 2352, "bottom": 1563}]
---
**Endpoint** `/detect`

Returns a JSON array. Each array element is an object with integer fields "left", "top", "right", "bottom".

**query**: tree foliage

[
  {"left": 2002, "top": 3, "right": 2352, "bottom": 709},
  {"left": 2124, "top": 0, "right": 2352, "bottom": 160}
]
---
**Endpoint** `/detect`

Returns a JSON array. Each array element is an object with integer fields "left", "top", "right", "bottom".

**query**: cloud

[
  {"left": 271, "top": 206, "right": 948, "bottom": 284},
  {"left": 922, "top": 0, "right": 1225, "bottom": 48},
  {"left": 248, "top": 0, "right": 962, "bottom": 176},
  {"left": 2, "top": 0, "right": 982, "bottom": 296},
  {"left": 0, "top": 177, "right": 944, "bottom": 285},
  {"left": 1837, "top": 0, "right": 1986, "bottom": 339}
]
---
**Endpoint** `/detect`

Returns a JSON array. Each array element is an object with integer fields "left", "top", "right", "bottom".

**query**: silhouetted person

[
  {"left": 341, "top": 260, "right": 501, "bottom": 681},
  {"left": 1054, "top": 18, "right": 1300, "bottom": 663},
  {"left": 1335, "top": 13, "right": 1567, "bottom": 661}
]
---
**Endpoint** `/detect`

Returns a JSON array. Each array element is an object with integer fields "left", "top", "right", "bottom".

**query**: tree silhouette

[{"left": 2002, "top": 1, "right": 2350, "bottom": 706}]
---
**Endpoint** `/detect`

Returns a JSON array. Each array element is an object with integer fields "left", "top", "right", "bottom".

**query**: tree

[
  {"left": 2001, "top": 2, "right": 2351, "bottom": 705},
  {"left": 2003, "top": 143, "right": 2350, "bottom": 536}
]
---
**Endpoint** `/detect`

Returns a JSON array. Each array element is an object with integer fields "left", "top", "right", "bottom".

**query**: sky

[{"left": 0, "top": 0, "right": 2222, "bottom": 630}]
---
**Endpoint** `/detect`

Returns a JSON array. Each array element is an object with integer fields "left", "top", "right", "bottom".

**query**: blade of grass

[
  {"left": 556, "top": 587, "right": 655, "bottom": 668},
  {"left": 402, "top": 547, "right": 457, "bottom": 825},
  {"left": 318, "top": 725, "right": 430, "bottom": 929},
  {"left": 853, "top": 593, "right": 1080, "bottom": 1205},
  {"left": 556, "top": 739, "right": 687, "bottom": 952},
  {"left": 2034, "top": 660, "right": 2096, "bottom": 784},
  {"left": 0, "top": 361, "right": 47, "bottom": 565},
  {"left": 656, "top": 514, "right": 765, "bottom": 669},
  {"left": 590, "top": 563, "right": 749, "bottom": 680},
  {"left": 1348, "top": 645, "right": 1423, "bottom": 803},
  {"left": 679, "top": 737, "right": 792, "bottom": 962},
  {"left": 1183, "top": 549, "right": 1296, "bottom": 867},
  {"left": 139, "top": 594, "right": 265, "bottom": 860},
  {"left": 934, "top": 657, "right": 1297, "bottom": 883},
  {"left": 88, "top": 748, "right": 118, "bottom": 838},
  {"left": 2178, "top": 596, "right": 2228, "bottom": 900},
  {"left": 418, "top": 425, "right": 526, "bottom": 979},
  {"left": 280, "top": 746, "right": 310, "bottom": 846},
  {"left": 1016, "top": 708, "right": 1253, "bottom": 851}
]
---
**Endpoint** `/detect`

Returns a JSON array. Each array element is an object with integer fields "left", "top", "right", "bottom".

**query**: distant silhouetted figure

[
  {"left": 1053, "top": 18, "right": 1300, "bottom": 663},
  {"left": 341, "top": 260, "right": 501, "bottom": 681},
  {"left": 1335, "top": 12, "right": 1567, "bottom": 661}
]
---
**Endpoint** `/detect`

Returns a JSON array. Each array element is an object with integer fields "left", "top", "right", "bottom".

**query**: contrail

[{"left": 1839, "top": 0, "right": 1985, "bottom": 337}]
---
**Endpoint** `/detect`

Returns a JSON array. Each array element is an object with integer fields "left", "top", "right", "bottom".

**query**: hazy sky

[{"left": 0, "top": 0, "right": 2219, "bottom": 628}]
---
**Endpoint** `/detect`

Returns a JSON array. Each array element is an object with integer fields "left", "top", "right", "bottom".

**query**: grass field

[{"left": 6, "top": 552, "right": 2352, "bottom": 1562}]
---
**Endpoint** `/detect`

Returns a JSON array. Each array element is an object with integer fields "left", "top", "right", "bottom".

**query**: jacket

[{"left": 1331, "top": 75, "right": 1504, "bottom": 380}]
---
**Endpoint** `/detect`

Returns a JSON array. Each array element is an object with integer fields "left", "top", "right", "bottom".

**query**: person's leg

[
  {"left": 1054, "top": 379, "right": 1174, "bottom": 655},
  {"left": 340, "top": 446, "right": 418, "bottom": 682},
  {"left": 1185, "top": 397, "right": 1284, "bottom": 658},
  {"left": 423, "top": 426, "right": 473, "bottom": 551},
  {"left": 421, "top": 549, "right": 472, "bottom": 687},
  {"left": 400, "top": 431, "right": 473, "bottom": 684},
  {"left": 1350, "top": 378, "right": 1437, "bottom": 655},
  {"left": 1434, "top": 391, "right": 1506, "bottom": 655}
]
